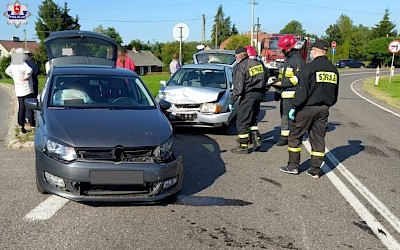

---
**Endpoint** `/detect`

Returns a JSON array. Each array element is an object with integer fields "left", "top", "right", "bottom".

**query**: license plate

[{"left": 90, "top": 171, "right": 144, "bottom": 185}]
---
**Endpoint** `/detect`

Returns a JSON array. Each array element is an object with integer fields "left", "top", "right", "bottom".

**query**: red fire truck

[{"left": 261, "top": 34, "right": 313, "bottom": 76}]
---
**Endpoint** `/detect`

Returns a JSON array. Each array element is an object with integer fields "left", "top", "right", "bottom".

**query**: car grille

[
  {"left": 175, "top": 104, "right": 201, "bottom": 109},
  {"left": 75, "top": 147, "right": 155, "bottom": 162}
]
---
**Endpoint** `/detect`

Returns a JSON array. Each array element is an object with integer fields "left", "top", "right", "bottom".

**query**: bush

[{"left": 0, "top": 56, "right": 11, "bottom": 79}]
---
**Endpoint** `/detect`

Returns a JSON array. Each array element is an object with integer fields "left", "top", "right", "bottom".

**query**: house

[
  {"left": 0, "top": 37, "right": 39, "bottom": 58},
  {"left": 127, "top": 49, "right": 164, "bottom": 75}
]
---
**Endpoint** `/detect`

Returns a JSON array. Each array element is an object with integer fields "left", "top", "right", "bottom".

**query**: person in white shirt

[
  {"left": 5, "top": 60, "right": 35, "bottom": 134},
  {"left": 169, "top": 53, "right": 181, "bottom": 75}
]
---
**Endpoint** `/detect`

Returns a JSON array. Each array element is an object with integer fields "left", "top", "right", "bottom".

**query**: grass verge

[{"left": 363, "top": 75, "right": 400, "bottom": 110}]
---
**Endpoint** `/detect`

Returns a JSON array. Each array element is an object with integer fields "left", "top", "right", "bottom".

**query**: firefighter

[
  {"left": 272, "top": 35, "right": 306, "bottom": 146},
  {"left": 280, "top": 40, "right": 339, "bottom": 178},
  {"left": 229, "top": 46, "right": 267, "bottom": 154}
]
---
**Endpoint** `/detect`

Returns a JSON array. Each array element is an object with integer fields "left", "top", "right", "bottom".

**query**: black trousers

[
  {"left": 288, "top": 105, "right": 329, "bottom": 168},
  {"left": 279, "top": 97, "right": 292, "bottom": 137},
  {"left": 236, "top": 92, "right": 262, "bottom": 136},
  {"left": 17, "top": 93, "right": 35, "bottom": 127}
]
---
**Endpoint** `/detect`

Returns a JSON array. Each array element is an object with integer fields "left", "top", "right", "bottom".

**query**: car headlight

[
  {"left": 158, "top": 91, "right": 166, "bottom": 100},
  {"left": 153, "top": 138, "right": 172, "bottom": 161},
  {"left": 200, "top": 103, "right": 221, "bottom": 114},
  {"left": 44, "top": 139, "right": 77, "bottom": 162}
]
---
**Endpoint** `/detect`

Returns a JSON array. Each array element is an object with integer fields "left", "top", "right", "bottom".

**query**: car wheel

[
  {"left": 360, "top": 65, "right": 365, "bottom": 68},
  {"left": 36, "top": 173, "right": 48, "bottom": 194},
  {"left": 162, "top": 192, "right": 181, "bottom": 205}
]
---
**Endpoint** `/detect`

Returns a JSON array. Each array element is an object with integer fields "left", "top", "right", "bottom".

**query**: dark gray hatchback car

[{"left": 26, "top": 30, "right": 183, "bottom": 202}]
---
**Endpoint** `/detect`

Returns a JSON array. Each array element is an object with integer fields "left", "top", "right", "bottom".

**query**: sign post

[
  {"left": 388, "top": 40, "right": 400, "bottom": 83},
  {"left": 173, "top": 23, "right": 189, "bottom": 66},
  {"left": 331, "top": 41, "right": 336, "bottom": 64}
]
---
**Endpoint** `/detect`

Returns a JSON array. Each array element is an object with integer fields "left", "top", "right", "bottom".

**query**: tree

[
  {"left": 324, "top": 24, "right": 342, "bottom": 45},
  {"left": 279, "top": 20, "right": 305, "bottom": 35},
  {"left": 371, "top": 8, "right": 397, "bottom": 38},
  {"left": 127, "top": 39, "right": 151, "bottom": 51},
  {"left": 224, "top": 35, "right": 250, "bottom": 50},
  {"left": 93, "top": 25, "right": 123, "bottom": 45},
  {"left": 160, "top": 41, "right": 199, "bottom": 66},
  {"left": 211, "top": 5, "right": 232, "bottom": 48},
  {"left": 337, "top": 14, "right": 353, "bottom": 59},
  {"left": 34, "top": 0, "right": 80, "bottom": 73},
  {"left": 231, "top": 24, "right": 238, "bottom": 36},
  {"left": 364, "top": 37, "right": 394, "bottom": 66}
]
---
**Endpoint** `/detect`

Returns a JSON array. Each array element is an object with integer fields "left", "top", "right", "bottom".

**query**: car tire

[
  {"left": 162, "top": 192, "right": 181, "bottom": 205},
  {"left": 360, "top": 65, "right": 365, "bottom": 68},
  {"left": 36, "top": 173, "right": 48, "bottom": 194}
]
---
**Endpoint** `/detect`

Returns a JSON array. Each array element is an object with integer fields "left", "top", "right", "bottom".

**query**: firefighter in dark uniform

[
  {"left": 229, "top": 46, "right": 267, "bottom": 154},
  {"left": 280, "top": 40, "right": 339, "bottom": 178},
  {"left": 272, "top": 35, "right": 306, "bottom": 146}
]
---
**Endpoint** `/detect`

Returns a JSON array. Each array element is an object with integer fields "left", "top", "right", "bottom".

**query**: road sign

[
  {"left": 331, "top": 41, "right": 336, "bottom": 48},
  {"left": 331, "top": 48, "right": 336, "bottom": 54},
  {"left": 388, "top": 40, "right": 400, "bottom": 54},
  {"left": 173, "top": 23, "right": 189, "bottom": 42}
]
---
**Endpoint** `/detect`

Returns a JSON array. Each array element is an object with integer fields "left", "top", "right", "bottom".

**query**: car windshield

[
  {"left": 195, "top": 53, "right": 235, "bottom": 65},
  {"left": 48, "top": 75, "right": 155, "bottom": 109},
  {"left": 168, "top": 68, "right": 227, "bottom": 89}
]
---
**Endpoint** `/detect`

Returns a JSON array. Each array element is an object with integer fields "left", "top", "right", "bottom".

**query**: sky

[{"left": 1, "top": 0, "right": 399, "bottom": 45}]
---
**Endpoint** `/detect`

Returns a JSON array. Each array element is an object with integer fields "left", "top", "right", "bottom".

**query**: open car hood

[
  {"left": 44, "top": 30, "right": 118, "bottom": 67},
  {"left": 163, "top": 86, "right": 225, "bottom": 104}
]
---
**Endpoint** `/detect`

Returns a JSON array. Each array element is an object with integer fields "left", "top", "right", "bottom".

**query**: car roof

[
  {"left": 181, "top": 63, "right": 230, "bottom": 70},
  {"left": 51, "top": 65, "right": 139, "bottom": 77}
]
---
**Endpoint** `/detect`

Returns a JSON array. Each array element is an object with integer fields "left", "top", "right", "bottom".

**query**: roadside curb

[{"left": 0, "top": 83, "right": 34, "bottom": 149}]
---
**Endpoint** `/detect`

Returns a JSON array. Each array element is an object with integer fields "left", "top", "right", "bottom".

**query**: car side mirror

[
  {"left": 159, "top": 100, "right": 171, "bottom": 111},
  {"left": 25, "top": 98, "right": 40, "bottom": 110},
  {"left": 160, "top": 80, "right": 167, "bottom": 86}
]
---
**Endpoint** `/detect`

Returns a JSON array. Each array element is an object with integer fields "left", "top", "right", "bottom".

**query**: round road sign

[
  {"left": 331, "top": 41, "right": 336, "bottom": 48},
  {"left": 173, "top": 23, "right": 189, "bottom": 42},
  {"left": 388, "top": 40, "right": 400, "bottom": 54}
]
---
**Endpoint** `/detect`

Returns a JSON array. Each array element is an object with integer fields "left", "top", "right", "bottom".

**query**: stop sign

[{"left": 331, "top": 41, "right": 336, "bottom": 48}]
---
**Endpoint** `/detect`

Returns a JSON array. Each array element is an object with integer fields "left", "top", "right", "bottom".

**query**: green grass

[
  {"left": 140, "top": 75, "right": 170, "bottom": 96},
  {"left": 363, "top": 75, "right": 400, "bottom": 109}
]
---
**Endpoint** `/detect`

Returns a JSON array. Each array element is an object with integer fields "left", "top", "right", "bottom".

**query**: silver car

[
  {"left": 25, "top": 30, "right": 183, "bottom": 202},
  {"left": 157, "top": 64, "right": 233, "bottom": 131}
]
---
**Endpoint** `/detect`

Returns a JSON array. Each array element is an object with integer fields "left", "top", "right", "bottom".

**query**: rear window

[
  {"left": 48, "top": 75, "right": 155, "bottom": 109},
  {"left": 168, "top": 68, "right": 227, "bottom": 89}
]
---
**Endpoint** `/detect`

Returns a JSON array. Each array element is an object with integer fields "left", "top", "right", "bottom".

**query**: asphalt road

[{"left": 0, "top": 69, "right": 399, "bottom": 249}]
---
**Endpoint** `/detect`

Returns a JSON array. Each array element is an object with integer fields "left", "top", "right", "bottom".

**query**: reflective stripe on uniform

[
  {"left": 249, "top": 126, "right": 259, "bottom": 131},
  {"left": 288, "top": 146, "right": 301, "bottom": 152},
  {"left": 281, "top": 130, "right": 290, "bottom": 136},
  {"left": 289, "top": 76, "right": 298, "bottom": 86},
  {"left": 281, "top": 91, "right": 295, "bottom": 99},
  {"left": 284, "top": 67, "right": 294, "bottom": 77},
  {"left": 238, "top": 133, "right": 249, "bottom": 139},
  {"left": 311, "top": 151, "right": 325, "bottom": 157}
]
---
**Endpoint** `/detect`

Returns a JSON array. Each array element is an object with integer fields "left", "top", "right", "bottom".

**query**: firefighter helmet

[
  {"left": 245, "top": 45, "right": 257, "bottom": 58},
  {"left": 278, "top": 35, "right": 297, "bottom": 52}
]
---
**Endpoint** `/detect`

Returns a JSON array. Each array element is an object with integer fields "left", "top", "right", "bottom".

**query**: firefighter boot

[
  {"left": 276, "top": 136, "right": 288, "bottom": 146},
  {"left": 250, "top": 130, "right": 262, "bottom": 151},
  {"left": 231, "top": 137, "right": 251, "bottom": 154}
]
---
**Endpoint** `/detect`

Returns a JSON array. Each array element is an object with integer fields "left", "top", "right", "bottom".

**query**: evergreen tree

[
  {"left": 231, "top": 24, "right": 238, "bottom": 36},
  {"left": 371, "top": 8, "right": 397, "bottom": 38},
  {"left": 211, "top": 5, "right": 232, "bottom": 48}
]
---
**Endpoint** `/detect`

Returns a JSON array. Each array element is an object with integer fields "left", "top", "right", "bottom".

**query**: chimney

[{"left": 12, "top": 37, "right": 20, "bottom": 42}]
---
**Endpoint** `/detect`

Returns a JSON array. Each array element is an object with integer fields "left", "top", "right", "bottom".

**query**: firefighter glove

[
  {"left": 229, "top": 104, "right": 234, "bottom": 111},
  {"left": 288, "top": 108, "right": 296, "bottom": 121}
]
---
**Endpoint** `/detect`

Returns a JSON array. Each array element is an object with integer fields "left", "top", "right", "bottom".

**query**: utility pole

[
  {"left": 215, "top": 16, "right": 218, "bottom": 49},
  {"left": 202, "top": 14, "right": 205, "bottom": 44},
  {"left": 250, "top": 0, "right": 257, "bottom": 47},
  {"left": 255, "top": 17, "right": 261, "bottom": 53},
  {"left": 23, "top": 29, "right": 27, "bottom": 50}
]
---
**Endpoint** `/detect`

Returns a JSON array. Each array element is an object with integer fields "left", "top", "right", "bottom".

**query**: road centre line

[
  {"left": 24, "top": 195, "right": 69, "bottom": 222},
  {"left": 302, "top": 140, "right": 400, "bottom": 249},
  {"left": 350, "top": 78, "right": 400, "bottom": 118}
]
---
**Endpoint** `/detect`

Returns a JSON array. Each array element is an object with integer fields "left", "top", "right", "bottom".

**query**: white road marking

[
  {"left": 349, "top": 77, "right": 400, "bottom": 118},
  {"left": 24, "top": 195, "right": 69, "bottom": 222},
  {"left": 302, "top": 140, "right": 400, "bottom": 249}
]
